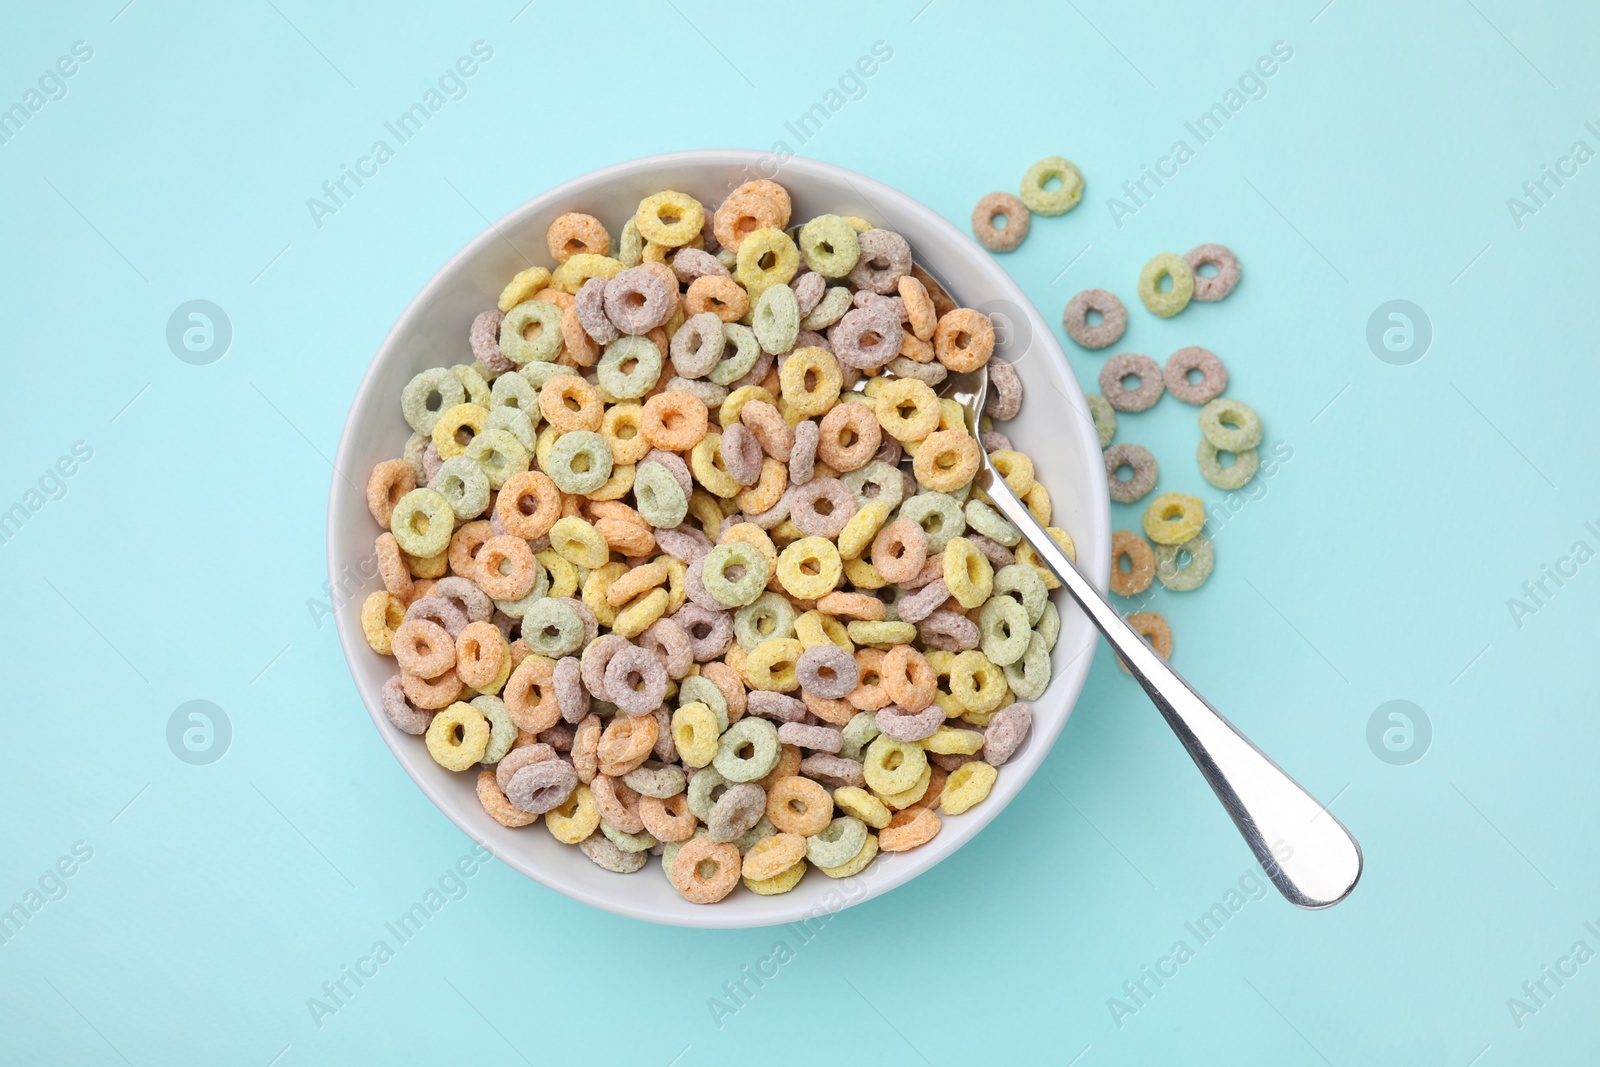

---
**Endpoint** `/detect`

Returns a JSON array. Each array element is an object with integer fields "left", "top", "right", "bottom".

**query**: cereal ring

[
  {"left": 932, "top": 308, "right": 995, "bottom": 372},
  {"left": 602, "top": 644, "right": 669, "bottom": 717},
  {"left": 538, "top": 375, "right": 603, "bottom": 433},
  {"left": 1142, "top": 492, "right": 1206, "bottom": 545},
  {"left": 634, "top": 460, "right": 690, "bottom": 529},
  {"left": 765, "top": 775, "right": 833, "bottom": 836},
  {"left": 552, "top": 655, "right": 590, "bottom": 723},
  {"left": 1061, "top": 288, "right": 1127, "bottom": 351},
  {"left": 474, "top": 535, "right": 537, "bottom": 600},
  {"left": 1197, "top": 438, "right": 1259, "bottom": 491},
  {"left": 1084, "top": 394, "right": 1117, "bottom": 450},
  {"left": 503, "top": 656, "right": 561, "bottom": 732},
  {"left": 639, "top": 792, "right": 696, "bottom": 842},
  {"left": 673, "top": 603, "right": 734, "bottom": 663},
  {"left": 1184, "top": 243, "right": 1241, "bottom": 302},
  {"left": 424, "top": 701, "right": 490, "bottom": 771},
  {"left": 1198, "top": 397, "right": 1263, "bottom": 452},
  {"left": 775, "top": 537, "right": 842, "bottom": 601},
  {"left": 714, "top": 717, "right": 781, "bottom": 783},
  {"left": 975, "top": 595, "right": 1030, "bottom": 667},
  {"left": 390, "top": 488, "right": 455, "bottom": 558},
  {"left": 796, "top": 214, "right": 862, "bottom": 278},
  {"left": 545, "top": 430, "right": 614, "bottom": 495},
  {"left": 668, "top": 837, "right": 742, "bottom": 903},
  {"left": 700, "top": 541, "right": 770, "bottom": 607},
  {"left": 1164, "top": 346, "right": 1228, "bottom": 405},
  {"left": 521, "top": 598, "right": 585, "bottom": 658},
  {"left": 875, "top": 703, "right": 944, "bottom": 742},
  {"left": 669, "top": 312, "right": 726, "bottom": 379},
  {"left": 402, "top": 368, "right": 467, "bottom": 435},
  {"left": 743, "top": 831, "right": 809, "bottom": 881},
  {"left": 800, "top": 286, "right": 852, "bottom": 331},
  {"left": 979, "top": 701, "right": 1031, "bottom": 767},
  {"left": 828, "top": 305, "right": 903, "bottom": 371},
  {"left": 1120, "top": 611, "right": 1173, "bottom": 673},
  {"left": 684, "top": 275, "right": 750, "bottom": 322},
  {"left": 578, "top": 831, "right": 647, "bottom": 873},
  {"left": 788, "top": 418, "right": 820, "bottom": 487},
  {"left": 971, "top": 191, "right": 1030, "bottom": 253},
  {"left": 1104, "top": 443, "right": 1159, "bottom": 504},
  {"left": 778, "top": 345, "right": 843, "bottom": 417},
  {"left": 500, "top": 299, "right": 565, "bottom": 364},
  {"left": 1002, "top": 631, "right": 1051, "bottom": 701},
  {"left": 367, "top": 459, "right": 418, "bottom": 530},
  {"left": 734, "top": 591, "right": 797, "bottom": 650},
  {"left": 1103, "top": 531, "right": 1154, "bottom": 601},
  {"left": 984, "top": 357, "right": 1024, "bottom": 421},
  {"left": 707, "top": 324, "right": 762, "bottom": 387},
  {"left": 1154, "top": 532, "right": 1215, "bottom": 592},
  {"left": 401, "top": 667, "right": 462, "bottom": 710},
  {"left": 743, "top": 637, "right": 804, "bottom": 692},
  {"left": 603, "top": 267, "right": 675, "bottom": 336},
  {"left": 869, "top": 518, "right": 926, "bottom": 585},
  {"left": 454, "top": 622, "right": 506, "bottom": 690},
  {"left": 671, "top": 246, "right": 728, "bottom": 286},
  {"left": 719, "top": 423, "right": 763, "bottom": 486},
  {"left": 874, "top": 378, "right": 940, "bottom": 443},
  {"left": 846, "top": 229, "right": 911, "bottom": 294},
  {"left": 1138, "top": 252, "right": 1195, "bottom": 318},
  {"left": 406, "top": 593, "right": 470, "bottom": 638},
  {"left": 734, "top": 227, "right": 800, "bottom": 300},
  {"left": 713, "top": 190, "right": 787, "bottom": 254},
  {"left": 392, "top": 618, "right": 455, "bottom": 678},
  {"left": 912, "top": 430, "right": 981, "bottom": 493},
  {"left": 940, "top": 760, "right": 998, "bottom": 815},
  {"left": 788, "top": 478, "right": 856, "bottom": 539},
  {"left": 746, "top": 691, "right": 807, "bottom": 724},
  {"left": 597, "top": 713, "right": 659, "bottom": 776},
  {"left": 753, "top": 283, "right": 800, "bottom": 356},
  {"left": 862, "top": 736, "right": 927, "bottom": 795},
  {"left": 897, "top": 493, "right": 965, "bottom": 553},
  {"left": 380, "top": 674, "right": 431, "bottom": 734},
  {"left": 707, "top": 782, "right": 767, "bottom": 842},
  {"left": 470, "top": 309, "right": 514, "bottom": 373},
  {"left": 463, "top": 429, "right": 529, "bottom": 490},
  {"left": 640, "top": 390, "right": 709, "bottom": 453},
  {"left": 816, "top": 402, "right": 882, "bottom": 473},
  {"left": 596, "top": 335, "right": 664, "bottom": 399},
  {"left": 1100, "top": 352, "right": 1165, "bottom": 413},
  {"left": 1019, "top": 156, "right": 1084, "bottom": 216},
  {"left": 635, "top": 190, "right": 705, "bottom": 248},
  {"left": 547, "top": 212, "right": 610, "bottom": 262},
  {"left": 575, "top": 276, "right": 622, "bottom": 346},
  {"left": 897, "top": 274, "right": 938, "bottom": 342}
]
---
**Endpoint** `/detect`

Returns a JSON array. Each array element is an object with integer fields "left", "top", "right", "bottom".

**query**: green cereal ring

[
  {"left": 634, "top": 461, "right": 689, "bottom": 529},
  {"left": 799, "top": 285, "right": 853, "bottom": 331},
  {"left": 452, "top": 363, "right": 492, "bottom": 408},
  {"left": 1036, "top": 600, "right": 1060, "bottom": 652},
  {"left": 841, "top": 461, "right": 905, "bottom": 513},
  {"left": 432, "top": 455, "right": 491, "bottom": 522},
  {"left": 701, "top": 542, "right": 770, "bottom": 607},
  {"left": 798, "top": 215, "right": 862, "bottom": 278},
  {"left": 471, "top": 695, "right": 518, "bottom": 764},
  {"left": 1019, "top": 156, "right": 1084, "bottom": 216},
  {"left": 978, "top": 595, "right": 1033, "bottom": 666},
  {"left": 965, "top": 498, "right": 1021, "bottom": 547},
  {"left": 839, "top": 711, "right": 881, "bottom": 762},
  {"left": 402, "top": 368, "right": 466, "bottom": 435},
  {"left": 753, "top": 284, "right": 800, "bottom": 355},
  {"left": 499, "top": 300, "right": 565, "bottom": 364},
  {"left": 521, "top": 597, "right": 585, "bottom": 658},
  {"left": 1198, "top": 398, "right": 1263, "bottom": 453},
  {"left": 1087, "top": 394, "right": 1117, "bottom": 449},
  {"left": 708, "top": 323, "right": 762, "bottom": 386},
  {"left": 464, "top": 428, "right": 530, "bottom": 490},
  {"left": 617, "top": 217, "right": 644, "bottom": 268},
  {"left": 486, "top": 406, "right": 536, "bottom": 452},
  {"left": 545, "top": 430, "right": 613, "bottom": 494},
  {"left": 490, "top": 369, "right": 540, "bottom": 414},
  {"left": 520, "top": 361, "right": 578, "bottom": 389},
  {"left": 687, "top": 766, "right": 730, "bottom": 821},
  {"left": 1197, "top": 438, "right": 1259, "bottom": 490},
  {"left": 713, "top": 717, "right": 781, "bottom": 782},
  {"left": 1154, "top": 532, "right": 1215, "bottom": 592},
  {"left": 492, "top": 560, "right": 549, "bottom": 618},
  {"left": 806, "top": 815, "right": 868, "bottom": 868},
  {"left": 734, "top": 816, "right": 778, "bottom": 855},
  {"left": 898, "top": 493, "right": 966, "bottom": 553},
  {"left": 678, "top": 675, "right": 729, "bottom": 731},
  {"left": 734, "top": 591, "right": 797, "bottom": 650},
  {"left": 390, "top": 488, "right": 454, "bottom": 557},
  {"left": 1003, "top": 631, "right": 1052, "bottom": 701},
  {"left": 403, "top": 432, "right": 430, "bottom": 484},
  {"left": 624, "top": 762, "right": 687, "bottom": 799},
  {"left": 601, "top": 822, "right": 658, "bottom": 853},
  {"left": 1138, "top": 252, "right": 1195, "bottom": 318},
  {"left": 992, "top": 563, "right": 1048, "bottom": 625},
  {"left": 597, "top": 335, "right": 663, "bottom": 400}
]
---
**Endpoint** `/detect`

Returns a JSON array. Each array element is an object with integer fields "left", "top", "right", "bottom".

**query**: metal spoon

[{"left": 857, "top": 365, "right": 1362, "bottom": 909}]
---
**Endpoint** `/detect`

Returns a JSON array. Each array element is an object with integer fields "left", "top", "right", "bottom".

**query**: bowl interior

[{"left": 329, "top": 151, "right": 1110, "bottom": 928}]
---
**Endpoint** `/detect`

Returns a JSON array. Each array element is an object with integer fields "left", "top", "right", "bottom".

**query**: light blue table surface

[{"left": 4, "top": 2, "right": 1598, "bottom": 1063}]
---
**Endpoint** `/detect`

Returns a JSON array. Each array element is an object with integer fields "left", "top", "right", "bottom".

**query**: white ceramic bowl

[{"left": 329, "top": 151, "right": 1110, "bottom": 928}]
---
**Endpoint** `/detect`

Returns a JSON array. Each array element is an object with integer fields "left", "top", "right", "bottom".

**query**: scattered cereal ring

[
  {"left": 1138, "top": 252, "right": 1195, "bottom": 318},
  {"left": 1164, "top": 346, "right": 1228, "bottom": 405},
  {"left": 597, "top": 335, "right": 664, "bottom": 399},
  {"left": 1198, "top": 397, "right": 1262, "bottom": 452},
  {"left": 1184, "top": 243, "right": 1241, "bottom": 302},
  {"left": 1142, "top": 492, "right": 1205, "bottom": 546},
  {"left": 734, "top": 227, "right": 800, "bottom": 300},
  {"left": 634, "top": 190, "right": 705, "bottom": 248},
  {"left": 1197, "top": 438, "right": 1259, "bottom": 490},
  {"left": 1062, "top": 289, "right": 1127, "bottom": 350},
  {"left": 1019, "top": 156, "right": 1084, "bottom": 216},
  {"left": 971, "top": 191, "right": 1030, "bottom": 253},
  {"left": 766, "top": 775, "right": 833, "bottom": 836},
  {"left": 1104, "top": 443, "right": 1159, "bottom": 504},
  {"left": 1110, "top": 530, "right": 1156, "bottom": 597},
  {"left": 1154, "top": 532, "right": 1215, "bottom": 592},
  {"left": 977, "top": 595, "right": 1032, "bottom": 666},
  {"left": 1100, "top": 352, "right": 1165, "bottom": 413},
  {"left": 1119, "top": 611, "right": 1173, "bottom": 673}
]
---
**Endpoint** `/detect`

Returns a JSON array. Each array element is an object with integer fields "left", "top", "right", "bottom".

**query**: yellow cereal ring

[
  {"left": 545, "top": 784, "right": 601, "bottom": 844},
  {"left": 742, "top": 832, "right": 808, "bottom": 880},
  {"left": 581, "top": 561, "right": 628, "bottom": 628},
  {"left": 405, "top": 548, "right": 449, "bottom": 579},
  {"left": 687, "top": 488, "right": 725, "bottom": 537},
  {"left": 776, "top": 536, "right": 842, "bottom": 600},
  {"left": 1142, "top": 492, "right": 1205, "bottom": 546},
  {"left": 937, "top": 398, "right": 965, "bottom": 434},
  {"left": 599, "top": 402, "right": 651, "bottom": 465},
  {"left": 795, "top": 609, "right": 853, "bottom": 652},
  {"left": 534, "top": 424, "right": 561, "bottom": 473},
  {"left": 431, "top": 403, "right": 488, "bottom": 460},
  {"left": 841, "top": 215, "right": 873, "bottom": 233},
  {"left": 743, "top": 859, "right": 808, "bottom": 895},
  {"left": 842, "top": 556, "right": 888, "bottom": 590},
  {"left": 744, "top": 638, "right": 804, "bottom": 692},
  {"left": 836, "top": 501, "right": 891, "bottom": 560},
  {"left": 817, "top": 833, "right": 879, "bottom": 878},
  {"left": 550, "top": 253, "right": 623, "bottom": 295},
  {"left": 912, "top": 430, "right": 981, "bottom": 493},
  {"left": 942, "top": 537, "right": 994, "bottom": 609},
  {"left": 922, "top": 726, "right": 986, "bottom": 756},
  {"left": 779, "top": 346, "right": 843, "bottom": 419},
  {"left": 662, "top": 557, "right": 688, "bottom": 613},
  {"left": 635, "top": 190, "right": 706, "bottom": 248},
  {"left": 613, "top": 587, "right": 669, "bottom": 639},
  {"left": 833, "top": 785, "right": 892, "bottom": 829},
  {"left": 949, "top": 650, "right": 1007, "bottom": 714},
  {"left": 588, "top": 462, "right": 635, "bottom": 502},
  {"left": 989, "top": 450, "right": 1035, "bottom": 496},
  {"left": 940, "top": 760, "right": 998, "bottom": 815},
  {"left": 926, "top": 650, "right": 964, "bottom": 717},
  {"left": 876, "top": 764, "right": 932, "bottom": 810},
  {"left": 536, "top": 549, "right": 579, "bottom": 599},
  {"left": 498, "top": 267, "right": 552, "bottom": 312},
  {"left": 690, "top": 434, "right": 742, "bottom": 498},
  {"left": 735, "top": 458, "right": 789, "bottom": 515},
  {"left": 874, "top": 378, "right": 942, "bottom": 442},
  {"left": 360, "top": 591, "right": 406, "bottom": 655},
  {"left": 862, "top": 735, "right": 928, "bottom": 795},
  {"left": 671, "top": 702, "right": 720, "bottom": 768},
  {"left": 846, "top": 620, "right": 917, "bottom": 648},
  {"left": 425, "top": 701, "right": 490, "bottom": 771},
  {"left": 1015, "top": 528, "right": 1075, "bottom": 590},
  {"left": 549, "top": 516, "right": 609, "bottom": 570},
  {"left": 1024, "top": 483, "right": 1052, "bottom": 524},
  {"left": 734, "top": 227, "right": 800, "bottom": 300}
]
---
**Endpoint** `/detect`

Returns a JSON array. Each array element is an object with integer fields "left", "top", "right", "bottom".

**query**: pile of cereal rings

[{"left": 360, "top": 180, "right": 1072, "bottom": 904}]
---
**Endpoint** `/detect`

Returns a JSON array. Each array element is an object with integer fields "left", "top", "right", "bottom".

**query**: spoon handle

[{"left": 979, "top": 470, "right": 1362, "bottom": 908}]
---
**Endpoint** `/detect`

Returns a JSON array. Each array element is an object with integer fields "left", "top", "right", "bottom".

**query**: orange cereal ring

[
  {"left": 684, "top": 275, "right": 749, "bottom": 322},
  {"left": 392, "top": 618, "right": 455, "bottom": 677},
  {"left": 881, "top": 645, "right": 937, "bottom": 713},
  {"left": 494, "top": 470, "right": 562, "bottom": 540},
  {"left": 448, "top": 520, "right": 493, "bottom": 578},
  {"left": 735, "top": 458, "right": 788, "bottom": 515},
  {"left": 454, "top": 621, "right": 506, "bottom": 689},
  {"left": 640, "top": 390, "right": 709, "bottom": 451},
  {"left": 475, "top": 535, "right": 538, "bottom": 600},
  {"left": 743, "top": 832, "right": 807, "bottom": 880},
  {"left": 546, "top": 212, "right": 610, "bottom": 263},
  {"left": 590, "top": 774, "right": 645, "bottom": 833},
  {"left": 639, "top": 792, "right": 697, "bottom": 842},
  {"left": 1111, "top": 530, "right": 1156, "bottom": 597},
  {"left": 897, "top": 275, "right": 937, "bottom": 341},
  {"left": 700, "top": 660, "right": 747, "bottom": 722},
  {"left": 817, "top": 402, "right": 882, "bottom": 473},
  {"left": 539, "top": 375, "right": 603, "bottom": 432},
  {"left": 899, "top": 332, "right": 936, "bottom": 364},
  {"left": 871, "top": 518, "right": 929, "bottom": 585},
  {"left": 879, "top": 805, "right": 942, "bottom": 851},
  {"left": 912, "top": 430, "right": 981, "bottom": 493},
  {"left": 849, "top": 647, "right": 891, "bottom": 711},
  {"left": 713, "top": 189, "right": 788, "bottom": 252},
  {"left": 738, "top": 399, "right": 793, "bottom": 460},
  {"left": 669, "top": 836, "right": 743, "bottom": 904},
  {"left": 534, "top": 285, "right": 576, "bottom": 310},
  {"left": 815, "top": 591, "right": 886, "bottom": 621},
  {"left": 504, "top": 656, "right": 561, "bottom": 732},
  {"left": 758, "top": 742, "right": 804, "bottom": 790},
  {"left": 571, "top": 713, "right": 602, "bottom": 782},
  {"left": 476, "top": 769, "right": 539, "bottom": 828},
  {"left": 595, "top": 517, "right": 655, "bottom": 557},
  {"left": 605, "top": 560, "right": 669, "bottom": 607},
  {"left": 375, "top": 532, "right": 414, "bottom": 601},
  {"left": 801, "top": 689, "right": 856, "bottom": 726},
  {"left": 1119, "top": 611, "right": 1174, "bottom": 674},
  {"left": 765, "top": 775, "right": 834, "bottom": 836},
  {"left": 597, "top": 714, "right": 659, "bottom": 777},
  {"left": 933, "top": 308, "right": 996, "bottom": 372},
  {"left": 401, "top": 667, "right": 463, "bottom": 710},
  {"left": 367, "top": 459, "right": 417, "bottom": 529},
  {"left": 559, "top": 305, "right": 600, "bottom": 367}
]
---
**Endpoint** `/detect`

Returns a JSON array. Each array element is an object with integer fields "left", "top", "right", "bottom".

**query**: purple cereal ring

[
  {"left": 872, "top": 435, "right": 902, "bottom": 468},
  {"left": 828, "top": 304, "right": 904, "bottom": 371},
  {"left": 800, "top": 754, "right": 865, "bottom": 789},
  {"left": 672, "top": 602, "right": 734, "bottom": 662},
  {"left": 1163, "top": 345, "right": 1228, "bottom": 405},
  {"left": 554, "top": 656, "right": 589, "bottom": 724},
  {"left": 980, "top": 430, "right": 1012, "bottom": 454},
  {"left": 896, "top": 578, "right": 950, "bottom": 625},
  {"left": 792, "top": 271, "right": 825, "bottom": 317},
  {"left": 917, "top": 610, "right": 980, "bottom": 652},
  {"left": 968, "top": 534, "right": 1015, "bottom": 569},
  {"left": 746, "top": 486, "right": 794, "bottom": 531},
  {"left": 707, "top": 782, "right": 767, "bottom": 842},
  {"left": 1062, "top": 288, "right": 1127, "bottom": 350},
  {"left": 790, "top": 477, "right": 857, "bottom": 538},
  {"left": 639, "top": 618, "right": 694, "bottom": 679},
  {"left": 746, "top": 690, "right": 808, "bottom": 723},
  {"left": 1104, "top": 443, "right": 1159, "bottom": 504},
  {"left": 655, "top": 524, "right": 713, "bottom": 563},
  {"left": 1100, "top": 352, "right": 1165, "bottom": 413},
  {"left": 1184, "top": 243, "right": 1241, "bottom": 303},
  {"left": 795, "top": 329, "right": 832, "bottom": 355},
  {"left": 496, "top": 742, "right": 555, "bottom": 791},
  {"left": 652, "top": 705, "right": 677, "bottom": 763},
  {"left": 581, "top": 633, "right": 632, "bottom": 700},
  {"left": 778, "top": 722, "right": 843, "bottom": 753},
  {"left": 796, "top": 644, "right": 858, "bottom": 699},
  {"left": 404, "top": 594, "right": 469, "bottom": 638},
  {"left": 789, "top": 420, "right": 819, "bottom": 487},
  {"left": 642, "top": 449, "right": 694, "bottom": 501},
  {"left": 876, "top": 703, "right": 945, "bottom": 742},
  {"left": 847, "top": 229, "right": 912, "bottom": 294},
  {"left": 984, "top": 357, "right": 1023, "bottom": 421},
  {"left": 539, "top": 722, "right": 576, "bottom": 751},
  {"left": 720, "top": 423, "right": 764, "bottom": 486},
  {"left": 683, "top": 552, "right": 725, "bottom": 611},
  {"left": 382, "top": 675, "right": 432, "bottom": 735},
  {"left": 672, "top": 247, "right": 728, "bottom": 287},
  {"left": 470, "top": 310, "right": 514, "bottom": 373},
  {"left": 669, "top": 311, "right": 725, "bottom": 379},
  {"left": 603, "top": 267, "right": 674, "bottom": 336},
  {"left": 929, "top": 752, "right": 976, "bottom": 773},
  {"left": 429, "top": 576, "right": 493, "bottom": 623},
  {"left": 505, "top": 758, "right": 578, "bottom": 814},
  {"left": 603, "top": 644, "right": 668, "bottom": 716},
  {"left": 490, "top": 610, "right": 517, "bottom": 641},
  {"left": 422, "top": 441, "right": 444, "bottom": 485},
  {"left": 554, "top": 597, "right": 599, "bottom": 648},
  {"left": 854, "top": 290, "right": 909, "bottom": 324},
  {"left": 728, "top": 350, "right": 774, "bottom": 392},
  {"left": 576, "top": 277, "right": 620, "bottom": 345},
  {"left": 983, "top": 701, "right": 1033, "bottom": 767}
]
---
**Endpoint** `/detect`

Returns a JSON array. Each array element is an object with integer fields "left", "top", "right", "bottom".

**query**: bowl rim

[{"left": 328, "top": 149, "right": 1111, "bottom": 928}]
